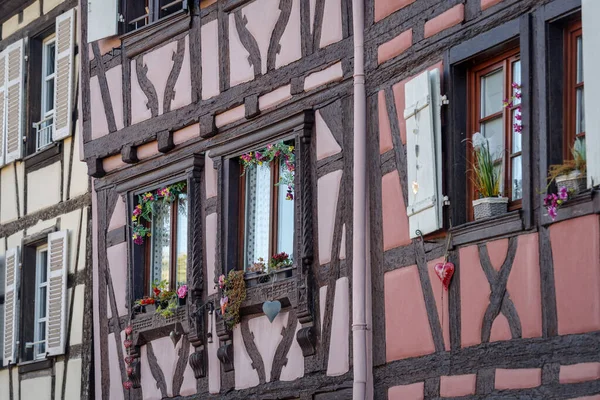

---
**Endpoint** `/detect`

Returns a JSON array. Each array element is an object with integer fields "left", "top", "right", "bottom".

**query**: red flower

[
  {"left": 124, "top": 339, "right": 133, "bottom": 349},
  {"left": 124, "top": 356, "right": 134, "bottom": 365},
  {"left": 123, "top": 381, "right": 133, "bottom": 390},
  {"left": 124, "top": 325, "right": 133, "bottom": 336},
  {"left": 127, "top": 367, "right": 134, "bottom": 376},
  {"left": 153, "top": 287, "right": 161, "bottom": 297}
]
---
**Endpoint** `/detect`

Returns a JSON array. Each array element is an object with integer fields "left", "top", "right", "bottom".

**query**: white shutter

[
  {"left": 87, "top": 0, "right": 119, "bottom": 42},
  {"left": 53, "top": 9, "right": 76, "bottom": 141},
  {"left": 3, "top": 248, "right": 19, "bottom": 366},
  {"left": 46, "top": 230, "right": 68, "bottom": 356},
  {"left": 0, "top": 49, "right": 7, "bottom": 167},
  {"left": 583, "top": 0, "right": 600, "bottom": 188},
  {"left": 4, "top": 39, "right": 24, "bottom": 164},
  {"left": 404, "top": 68, "right": 443, "bottom": 238}
]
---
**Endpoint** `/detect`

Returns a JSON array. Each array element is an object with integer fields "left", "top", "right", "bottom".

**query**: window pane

[
  {"left": 512, "top": 156, "right": 522, "bottom": 200},
  {"left": 39, "top": 250, "right": 48, "bottom": 284},
  {"left": 480, "top": 117, "right": 504, "bottom": 159},
  {"left": 277, "top": 162, "right": 294, "bottom": 259},
  {"left": 481, "top": 69, "right": 503, "bottom": 117},
  {"left": 512, "top": 109, "right": 522, "bottom": 153},
  {"left": 38, "top": 286, "right": 47, "bottom": 319},
  {"left": 512, "top": 60, "right": 521, "bottom": 106},
  {"left": 577, "top": 36, "right": 583, "bottom": 83},
  {"left": 176, "top": 194, "right": 188, "bottom": 286},
  {"left": 37, "top": 321, "right": 46, "bottom": 355},
  {"left": 495, "top": 162, "right": 504, "bottom": 195},
  {"left": 576, "top": 87, "right": 585, "bottom": 134},
  {"left": 45, "top": 79, "right": 55, "bottom": 113},
  {"left": 244, "top": 163, "right": 271, "bottom": 269},
  {"left": 151, "top": 202, "right": 172, "bottom": 287}
]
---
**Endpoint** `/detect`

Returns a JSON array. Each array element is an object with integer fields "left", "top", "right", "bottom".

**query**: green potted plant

[
  {"left": 470, "top": 133, "right": 508, "bottom": 220},
  {"left": 549, "top": 138, "right": 586, "bottom": 194}
]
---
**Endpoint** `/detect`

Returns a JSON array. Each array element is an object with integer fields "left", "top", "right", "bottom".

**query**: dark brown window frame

[
  {"left": 467, "top": 47, "right": 522, "bottom": 220},
  {"left": 563, "top": 19, "right": 584, "bottom": 159},
  {"left": 121, "top": 0, "right": 187, "bottom": 34}
]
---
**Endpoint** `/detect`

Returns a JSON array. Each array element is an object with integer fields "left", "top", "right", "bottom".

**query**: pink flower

[
  {"left": 255, "top": 151, "right": 263, "bottom": 161},
  {"left": 124, "top": 356, "right": 134, "bottom": 365},
  {"left": 515, "top": 92, "right": 522, "bottom": 99},
  {"left": 133, "top": 208, "right": 141, "bottom": 216},
  {"left": 218, "top": 275, "right": 226, "bottom": 289},
  {"left": 133, "top": 236, "right": 144, "bottom": 245},
  {"left": 125, "top": 325, "right": 133, "bottom": 336},
  {"left": 123, "top": 381, "right": 133, "bottom": 390},
  {"left": 512, "top": 82, "right": 521, "bottom": 89},
  {"left": 548, "top": 206, "right": 558, "bottom": 220},
  {"left": 558, "top": 186, "right": 569, "bottom": 200},
  {"left": 177, "top": 285, "right": 188, "bottom": 299},
  {"left": 124, "top": 339, "right": 133, "bottom": 349},
  {"left": 515, "top": 113, "right": 522, "bottom": 121}
]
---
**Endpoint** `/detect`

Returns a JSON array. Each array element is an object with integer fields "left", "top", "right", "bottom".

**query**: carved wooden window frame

[
  {"left": 209, "top": 111, "right": 317, "bottom": 361},
  {"left": 563, "top": 19, "right": 584, "bottom": 160}
]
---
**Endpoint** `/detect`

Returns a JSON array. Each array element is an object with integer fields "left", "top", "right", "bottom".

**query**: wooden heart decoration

[
  {"left": 170, "top": 330, "right": 182, "bottom": 347},
  {"left": 434, "top": 261, "right": 455, "bottom": 291},
  {"left": 262, "top": 300, "right": 282, "bottom": 323}
]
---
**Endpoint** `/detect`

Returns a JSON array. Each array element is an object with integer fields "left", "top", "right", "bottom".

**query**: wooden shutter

[
  {"left": 4, "top": 39, "right": 24, "bottom": 164},
  {"left": 88, "top": 0, "right": 119, "bottom": 42},
  {"left": 583, "top": 0, "right": 600, "bottom": 188},
  {"left": 404, "top": 68, "right": 443, "bottom": 238},
  {"left": 0, "top": 49, "right": 6, "bottom": 167},
  {"left": 53, "top": 9, "right": 76, "bottom": 141},
  {"left": 3, "top": 248, "right": 19, "bottom": 366},
  {"left": 46, "top": 231, "right": 68, "bottom": 356}
]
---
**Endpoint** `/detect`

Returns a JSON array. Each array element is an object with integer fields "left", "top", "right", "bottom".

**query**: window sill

[
  {"left": 244, "top": 266, "right": 294, "bottom": 287},
  {"left": 18, "top": 358, "right": 53, "bottom": 373},
  {"left": 24, "top": 142, "right": 61, "bottom": 172},
  {"left": 241, "top": 270, "right": 298, "bottom": 315},
  {"left": 130, "top": 305, "right": 188, "bottom": 345},
  {"left": 121, "top": 11, "right": 190, "bottom": 59},
  {"left": 541, "top": 189, "right": 600, "bottom": 226},
  {"left": 450, "top": 210, "right": 524, "bottom": 247}
]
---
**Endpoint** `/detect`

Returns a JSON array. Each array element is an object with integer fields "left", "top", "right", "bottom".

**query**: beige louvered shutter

[
  {"left": 46, "top": 231, "right": 68, "bottom": 356},
  {"left": 404, "top": 69, "right": 444, "bottom": 238},
  {"left": 3, "top": 248, "right": 19, "bottom": 366},
  {"left": 0, "top": 49, "right": 7, "bottom": 166},
  {"left": 53, "top": 9, "right": 75, "bottom": 141},
  {"left": 4, "top": 39, "right": 24, "bottom": 164}
]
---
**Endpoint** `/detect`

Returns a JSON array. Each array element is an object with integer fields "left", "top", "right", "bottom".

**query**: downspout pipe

[{"left": 352, "top": 0, "right": 369, "bottom": 398}]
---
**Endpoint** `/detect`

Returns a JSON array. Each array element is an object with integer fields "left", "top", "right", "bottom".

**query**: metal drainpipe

[{"left": 352, "top": 0, "right": 369, "bottom": 398}]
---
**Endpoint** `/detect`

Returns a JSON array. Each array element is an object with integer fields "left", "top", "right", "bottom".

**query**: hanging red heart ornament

[{"left": 434, "top": 261, "right": 455, "bottom": 291}]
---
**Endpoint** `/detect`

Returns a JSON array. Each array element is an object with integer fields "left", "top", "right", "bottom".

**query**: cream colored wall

[
  {"left": 26, "top": 161, "right": 62, "bottom": 213},
  {"left": 1, "top": 1, "right": 41, "bottom": 39}
]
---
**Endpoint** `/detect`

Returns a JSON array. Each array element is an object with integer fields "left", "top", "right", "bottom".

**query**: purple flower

[
  {"left": 177, "top": 285, "right": 188, "bottom": 299},
  {"left": 548, "top": 206, "right": 558, "bottom": 220},
  {"left": 558, "top": 186, "right": 569, "bottom": 200}
]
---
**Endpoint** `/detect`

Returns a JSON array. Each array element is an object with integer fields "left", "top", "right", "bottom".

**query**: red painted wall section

[
  {"left": 428, "top": 257, "right": 450, "bottom": 351},
  {"left": 550, "top": 215, "right": 600, "bottom": 335},
  {"left": 392, "top": 62, "right": 443, "bottom": 146},
  {"left": 378, "top": 29, "right": 413, "bottom": 65},
  {"left": 378, "top": 91, "right": 393, "bottom": 154},
  {"left": 559, "top": 362, "right": 600, "bottom": 384},
  {"left": 384, "top": 265, "right": 436, "bottom": 362},
  {"left": 381, "top": 170, "right": 411, "bottom": 250},
  {"left": 495, "top": 368, "right": 542, "bottom": 390},
  {"left": 439, "top": 374, "right": 476, "bottom": 397},
  {"left": 481, "top": 0, "right": 503, "bottom": 11},
  {"left": 424, "top": 4, "right": 464, "bottom": 38},
  {"left": 459, "top": 244, "right": 490, "bottom": 348},
  {"left": 374, "top": 0, "right": 415, "bottom": 22},
  {"left": 388, "top": 382, "right": 424, "bottom": 400}
]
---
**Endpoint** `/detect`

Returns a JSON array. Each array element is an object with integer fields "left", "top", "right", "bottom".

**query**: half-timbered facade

[
  {"left": 82, "top": 0, "right": 600, "bottom": 399},
  {"left": 0, "top": 0, "right": 92, "bottom": 399}
]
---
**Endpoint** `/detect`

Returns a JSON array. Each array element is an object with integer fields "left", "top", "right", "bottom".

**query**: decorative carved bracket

[
  {"left": 217, "top": 343, "right": 234, "bottom": 372},
  {"left": 188, "top": 348, "right": 206, "bottom": 379},
  {"left": 296, "top": 326, "right": 316, "bottom": 357}
]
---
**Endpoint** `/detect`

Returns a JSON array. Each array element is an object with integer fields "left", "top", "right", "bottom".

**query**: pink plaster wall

[
  {"left": 327, "top": 277, "right": 350, "bottom": 376},
  {"left": 205, "top": 153, "right": 218, "bottom": 199},
  {"left": 207, "top": 313, "right": 221, "bottom": 394},
  {"left": 316, "top": 110, "right": 342, "bottom": 161},
  {"left": 378, "top": 29, "right": 413, "bottom": 65},
  {"left": 107, "top": 243, "right": 128, "bottom": 317},
  {"left": 381, "top": 170, "right": 410, "bottom": 250},
  {"left": 481, "top": 0, "right": 503, "bottom": 10},
  {"left": 276, "top": 0, "right": 302, "bottom": 69},
  {"left": 145, "top": 41, "right": 177, "bottom": 115},
  {"left": 108, "top": 333, "right": 125, "bottom": 400},
  {"left": 486, "top": 238, "right": 509, "bottom": 271},
  {"left": 147, "top": 336, "right": 182, "bottom": 397},
  {"left": 206, "top": 213, "right": 218, "bottom": 296},
  {"left": 392, "top": 62, "right": 443, "bottom": 145},
  {"left": 108, "top": 196, "right": 126, "bottom": 231},
  {"left": 388, "top": 382, "right": 424, "bottom": 400},
  {"left": 170, "top": 36, "right": 192, "bottom": 111},
  {"left": 96, "top": 37, "right": 122, "bottom": 57},
  {"left": 131, "top": 60, "right": 152, "bottom": 125},
  {"left": 280, "top": 319, "right": 305, "bottom": 381},
  {"left": 378, "top": 90, "right": 393, "bottom": 154},
  {"left": 459, "top": 244, "right": 490, "bottom": 348},
  {"left": 106, "top": 65, "right": 124, "bottom": 130},
  {"left": 424, "top": 4, "right": 464, "bottom": 38},
  {"left": 559, "top": 363, "right": 600, "bottom": 384},
  {"left": 320, "top": 0, "right": 343, "bottom": 48},
  {"left": 137, "top": 141, "right": 159, "bottom": 161},
  {"left": 201, "top": 20, "right": 220, "bottom": 99},
  {"left": 259, "top": 85, "right": 292, "bottom": 111},
  {"left": 140, "top": 344, "right": 161, "bottom": 400},
  {"left": 90, "top": 76, "right": 109, "bottom": 139},
  {"left": 304, "top": 62, "right": 343, "bottom": 91},
  {"left": 374, "top": 0, "right": 415, "bottom": 22},
  {"left": 427, "top": 257, "right": 450, "bottom": 351},
  {"left": 551, "top": 215, "right": 600, "bottom": 335},
  {"left": 489, "top": 313, "right": 511, "bottom": 342},
  {"left": 102, "top": 154, "right": 126, "bottom": 173},
  {"left": 229, "top": 14, "right": 254, "bottom": 87},
  {"left": 215, "top": 105, "right": 245, "bottom": 128},
  {"left": 439, "top": 374, "right": 476, "bottom": 397},
  {"left": 318, "top": 170, "right": 343, "bottom": 265},
  {"left": 384, "top": 265, "right": 435, "bottom": 361},
  {"left": 233, "top": 325, "right": 260, "bottom": 389},
  {"left": 571, "top": 396, "right": 600, "bottom": 400},
  {"left": 242, "top": 0, "right": 281, "bottom": 75},
  {"left": 339, "top": 224, "right": 347, "bottom": 260},
  {"left": 173, "top": 123, "right": 200, "bottom": 145},
  {"left": 249, "top": 313, "right": 288, "bottom": 382},
  {"left": 495, "top": 368, "right": 541, "bottom": 390},
  {"left": 180, "top": 345, "right": 198, "bottom": 396}
]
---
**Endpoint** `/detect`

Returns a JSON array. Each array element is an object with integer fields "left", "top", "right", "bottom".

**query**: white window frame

[
  {"left": 36, "top": 35, "right": 56, "bottom": 151},
  {"left": 33, "top": 244, "right": 49, "bottom": 360}
]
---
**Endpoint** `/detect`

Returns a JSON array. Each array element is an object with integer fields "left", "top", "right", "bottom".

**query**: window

[
  {"left": 564, "top": 20, "right": 584, "bottom": 158},
  {"left": 468, "top": 48, "right": 522, "bottom": 215},
  {"left": 134, "top": 184, "right": 188, "bottom": 295},
  {"left": 33, "top": 245, "right": 49, "bottom": 359},
  {"left": 123, "top": 0, "right": 187, "bottom": 33},
  {"left": 239, "top": 156, "right": 295, "bottom": 270},
  {"left": 35, "top": 35, "right": 56, "bottom": 151}
]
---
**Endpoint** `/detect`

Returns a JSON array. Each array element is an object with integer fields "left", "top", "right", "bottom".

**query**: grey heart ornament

[
  {"left": 170, "top": 330, "right": 181, "bottom": 347},
  {"left": 262, "top": 300, "right": 281, "bottom": 323}
]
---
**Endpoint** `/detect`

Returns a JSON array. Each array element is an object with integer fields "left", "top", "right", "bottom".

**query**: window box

[
  {"left": 244, "top": 266, "right": 294, "bottom": 288},
  {"left": 130, "top": 305, "right": 188, "bottom": 345}
]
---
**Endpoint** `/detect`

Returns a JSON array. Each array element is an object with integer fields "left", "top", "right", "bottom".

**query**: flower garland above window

[
  {"left": 503, "top": 82, "right": 522, "bottom": 133},
  {"left": 131, "top": 182, "right": 187, "bottom": 245},
  {"left": 240, "top": 142, "right": 295, "bottom": 200}
]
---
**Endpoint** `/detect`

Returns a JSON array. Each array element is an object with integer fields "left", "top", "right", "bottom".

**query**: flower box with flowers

[{"left": 244, "top": 252, "right": 294, "bottom": 287}]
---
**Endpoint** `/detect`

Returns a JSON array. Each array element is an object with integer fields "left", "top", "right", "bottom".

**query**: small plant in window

[
  {"left": 246, "top": 258, "right": 266, "bottom": 275},
  {"left": 469, "top": 133, "right": 508, "bottom": 220},
  {"left": 133, "top": 280, "right": 188, "bottom": 318},
  {"left": 218, "top": 270, "right": 247, "bottom": 330},
  {"left": 547, "top": 138, "right": 587, "bottom": 195},
  {"left": 131, "top": 182, "right": 187, "bottom": 245},
  {"left": 504, "top": 82, "right": 522, "bottom": 133},
  {"left": 269, "top": 252, "right": 293, "bottom": 271},
  {"left": 240, "top": 142, "right": 295, "bottom": 200}
]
